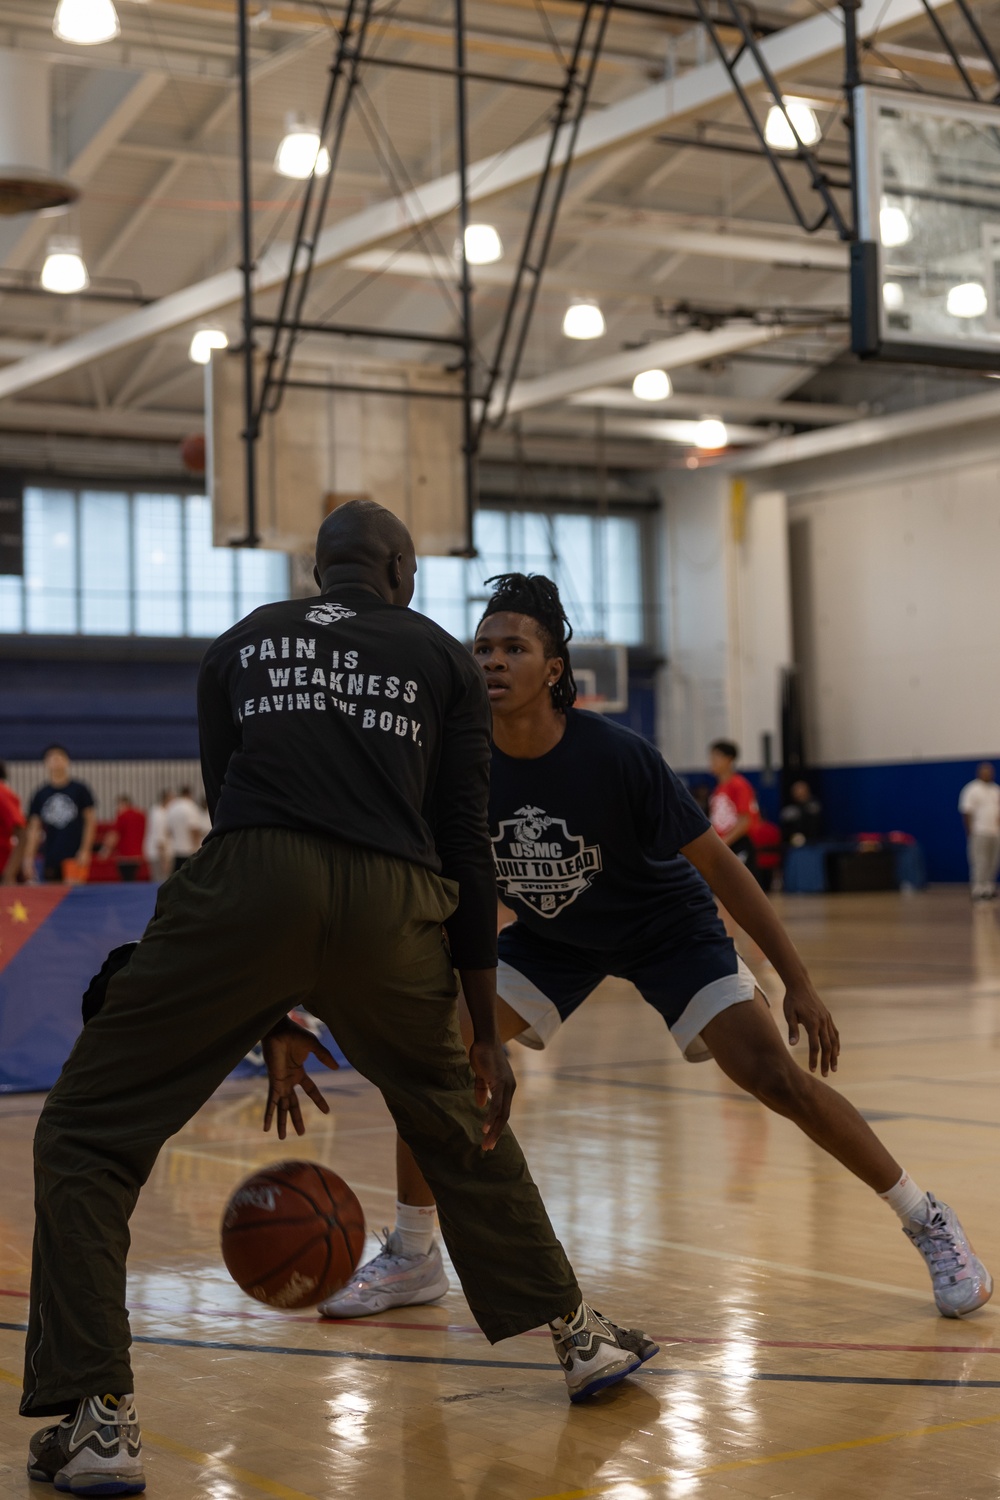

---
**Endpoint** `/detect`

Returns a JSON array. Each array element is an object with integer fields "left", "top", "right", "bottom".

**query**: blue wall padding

[
  {"left": 0, "top": 658, "right": 202, "bottom": 759},
  {"left": 0, "top": 885, "right": 348, "bottom": 1093}
]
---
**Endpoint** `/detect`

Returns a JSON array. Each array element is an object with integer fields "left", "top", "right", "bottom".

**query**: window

[
  {"left": 411, "top": 507, "right": 648, "bottom": 644},
  {"left": 0, "top": 487, "right": 289, "bottom": 637}
]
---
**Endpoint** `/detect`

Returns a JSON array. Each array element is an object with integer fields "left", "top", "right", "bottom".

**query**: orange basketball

[
  {"left": 220, "top": 1161, "right": 365, "bottom": 1309},
  {"left": 180, "top": 432, "right": 206, "bottom": 474}
]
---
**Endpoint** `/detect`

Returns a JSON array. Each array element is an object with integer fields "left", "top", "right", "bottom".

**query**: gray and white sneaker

[
  {"left": 27, "top": 1393, "right": 145, "bottom": 1494},
  {"left": 318, "top": 1229, "right": 450, "bottom": 1318},
  {"left": 904, "top": 1194, "right": 993, "bottom": 1318},
  {"left": 550, "top": 1304, "right": 659, "bottom": 1402}
]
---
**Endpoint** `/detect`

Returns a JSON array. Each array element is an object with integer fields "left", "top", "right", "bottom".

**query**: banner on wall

[{"left": 0, "top": 886, "right": 345, "bottom": 1092}]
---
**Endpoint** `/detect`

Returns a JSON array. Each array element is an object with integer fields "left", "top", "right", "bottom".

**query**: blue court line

[{"left": 3, "top": 1322, "right": 1000, "bottom": 1388}]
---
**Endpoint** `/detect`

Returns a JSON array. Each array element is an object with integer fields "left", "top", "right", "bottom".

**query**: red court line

[{"left": 1, "top": 1286, "right": 997, "bottom": 1356}]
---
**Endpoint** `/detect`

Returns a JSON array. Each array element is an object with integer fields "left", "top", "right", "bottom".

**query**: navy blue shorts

[{"left": 496, "top": 921, "right": 757, "bottom": 1062}]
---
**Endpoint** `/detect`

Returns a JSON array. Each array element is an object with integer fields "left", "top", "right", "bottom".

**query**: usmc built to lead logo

[{"left": 492, "top": 804, "right": 602, "bottom": 918}]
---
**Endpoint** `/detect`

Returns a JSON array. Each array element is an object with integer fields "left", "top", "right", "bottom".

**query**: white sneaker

[
  {"left": 904, "top": 1194, "right": 994, "bottom": 1317},
  {"left": 550, "top": 1303, "right": 659, "bottom": 1403},
  {"left": 318, "top": 1229, "right": 449, "bottom": 1318},
  {"left": 27, "top": 1393, "right": 145, "bottom": 1494}
]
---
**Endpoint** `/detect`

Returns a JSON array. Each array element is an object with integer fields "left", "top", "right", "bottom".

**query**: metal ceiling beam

[
  {"left": 570, "top": 386, "right": 861, "bottom": 423},
  {"left": 0, "top": 0, "right": 938, "bottom": 403},
  {"left": 729, "top": 384, "right": 1000, "bottom": 471},
  {"left": 0, "top": 400, "right": 199, "bottom": 439},
  {"left": 493, "top": 322, "right": 797, "bottom": 416}
]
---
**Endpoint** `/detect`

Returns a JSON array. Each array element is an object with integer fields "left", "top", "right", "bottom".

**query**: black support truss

[{"left": 233, "top": 0, "right": 613, "bottom": 550}]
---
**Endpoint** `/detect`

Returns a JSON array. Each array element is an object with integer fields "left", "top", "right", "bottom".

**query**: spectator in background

[
  {"left": 23, "top": 747, "right": 96, "bottom": 883},
  {"left": 781, "top": 780, "right": 824, "bottom": 847},
  {"left": 99, "top": 795, "right": 147, "bottom": 883},
  {"left": 959, "top": 762, "right": 1000, "bottom": 902},
  {"left": 708, "top": 739, "right": 760, "bottom": 874},
  {"left": 0, "top": 761, "right": 26, "bottom": 884},
  {"left": 143, "top": 790, "right": 172, "bottom": 881},
  {"left": 165, "top": 785, "right": 207, "bottom": 873}
]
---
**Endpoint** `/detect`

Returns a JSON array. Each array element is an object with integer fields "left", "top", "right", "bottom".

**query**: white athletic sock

[
  {"left": 879, "top": 1171, "right": 931, "bottom": 1227},
  {"left": 394, "top": 1201, "right": 437, "bottom": 1258}
]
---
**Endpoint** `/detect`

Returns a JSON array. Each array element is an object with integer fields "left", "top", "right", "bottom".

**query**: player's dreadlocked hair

[{"left": 480, "top": 572, "right": 577, "bottom": 711}]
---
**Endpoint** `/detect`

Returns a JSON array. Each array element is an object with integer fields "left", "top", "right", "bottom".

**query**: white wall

[
  {"left": 657, "top": 472, "right": 792, "bottom": 772},
  {"left": 783, "top": 450, "right": 1000, "bottom": 765}
]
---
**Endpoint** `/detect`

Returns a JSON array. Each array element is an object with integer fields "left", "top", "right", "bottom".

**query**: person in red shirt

[
  {"left": 709, "top": 739, "right": 760, "bottom": 873},
  {"left": 0, "top": 761, "right": 26, "bottom": 882},
  {"left": 99, "top": 795, "right": 147, "bottom": 882}
]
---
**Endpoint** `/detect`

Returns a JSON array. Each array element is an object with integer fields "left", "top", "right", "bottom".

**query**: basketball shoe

[
  {"left": 317, "top": 1229, "right": 449, "bottom": 1317},
  {"left": 550, "top": 1304, "right": 660, "bottom": 1402},
  {"left": 904, "top": 1195, "right": 993, "bottom": 1317},
  {"left": 27, "top": 1392, "right": 145, "bottom": 1494}
]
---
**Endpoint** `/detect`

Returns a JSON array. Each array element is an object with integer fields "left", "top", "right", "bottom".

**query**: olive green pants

[{"left": 22, "top": 828, "right": 580, "bottom": 1416}]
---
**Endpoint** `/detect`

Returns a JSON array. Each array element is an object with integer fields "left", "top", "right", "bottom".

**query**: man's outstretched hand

[
  {"left": 469, "top": 1039, "right": 516, "bottom": 1150},
  {"left": 262, "top": 1016, "right": 339, "bottom": 1140}
]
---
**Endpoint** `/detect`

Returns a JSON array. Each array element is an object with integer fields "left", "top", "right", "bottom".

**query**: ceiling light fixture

[
  {"left": 275, "top": 121, "right": 330, "bottom": 180},
  {"left": 947, "top": 281, "right": 987, "bottom": 319},
  {"left": 882, "top": 281, "right": 904, "bottom": 311},
  {"left": 695, "top": 417, "right": 727, "bottom": 450},
  {"left": 632, "top": 368, "right": 672, "bottom": 401},
  {"left": 52, "top": 0, "right": 120, "bottom": 44},
  {"left": 562, "top": 299, "right": 605, "bottom": 340},
  {"left": 879, "top": 201, "right": 911, "bottom": 248},
  {"left": 40, "top": 237, "right": 89, "bottom": 294},
  {"left": 463, "top": 224, "right": 503, "bottom": 265},
  {"left": 189, "top": 328, "right": 229, "bottom": 365},
  {"left": 764, "top": 99, "right": 820, "bottom": 151}
]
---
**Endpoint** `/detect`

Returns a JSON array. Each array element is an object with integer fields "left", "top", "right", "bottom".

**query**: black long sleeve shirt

[{"left": 197, "top": 584, "right": 497, "bottom": 970}]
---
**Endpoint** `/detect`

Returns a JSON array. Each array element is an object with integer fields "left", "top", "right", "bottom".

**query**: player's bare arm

[
  {"left": 682, "top": 825, "right": 841, "bottom": 1076},
  {"left": 460, "top": 967, "right": 517, "bottom": 1150}
]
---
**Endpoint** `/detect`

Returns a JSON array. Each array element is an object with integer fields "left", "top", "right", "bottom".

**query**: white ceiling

[{"left": 0, "top": 0, "right": 998, "bottom": 468}]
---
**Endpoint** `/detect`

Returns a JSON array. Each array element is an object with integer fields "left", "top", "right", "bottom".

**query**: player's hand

[
  {"left": 262, "top": 1016, "right": 339, "bottom": 1140},
  {"left": 469, "top": 1039, "right": 516, "bottom": 1151},
  {"left": 783, "top": 980, "right": 840, "bottom": 1075}
]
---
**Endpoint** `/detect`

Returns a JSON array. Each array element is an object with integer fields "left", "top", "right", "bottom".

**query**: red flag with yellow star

[{"left": 0, "top": 888, "right": 71, "bottom": 973}]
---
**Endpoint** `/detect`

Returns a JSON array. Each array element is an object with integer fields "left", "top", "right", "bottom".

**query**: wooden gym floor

[{"left": 2, "top": 886, "right": 999, "bottom": 1499}]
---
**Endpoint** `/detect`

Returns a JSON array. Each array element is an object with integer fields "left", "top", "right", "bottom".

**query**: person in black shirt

[
  {"left": 780, "top": 779, "right": 824, "bottom": 846},
  {"left": 323, "top": 572, "right": 992, "bottom": 1328},
  {"left": 23, "top": 746, "right": 96, "bottom": 882},
  {"left": 21, "top": 509, "right": 656, "bottom": 1494}
]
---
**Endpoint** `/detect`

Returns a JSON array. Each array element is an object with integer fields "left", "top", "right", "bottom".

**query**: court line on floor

[
  {"left": 528, "top": 1409, "right": 1000, "bottom": 1500},
  {"left": 3, "top": 1292, "right": 996, "bottom": 1355},
  {"left": 552, "top": 1071, "right": 1000, "bottom": 1130},
  {"left": 0, "top": 1365, "right": 319, "bottom": 1500},
  {"left": 4, "top": 1324, "right": 1000, "bottom": 1388}
]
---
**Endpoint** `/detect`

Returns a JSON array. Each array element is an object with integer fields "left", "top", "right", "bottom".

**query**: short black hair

[
  {"left": 42, "top": 743, "right": 70, "bottom": 759},
  {"left": 711, "top": 738, "right": 739, "bottom": 761},
  {"left": 0, "top": 760, "right": 7, "bottom": 780},
  {"left": 315, "top": 500, "right": 412, "bottom": 575},
  {"left": 479, "top": 573, "right": 577, "bottom": 711}
]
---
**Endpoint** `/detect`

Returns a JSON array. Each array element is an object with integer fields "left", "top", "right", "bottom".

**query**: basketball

[
  {"left": 220, "top": 1161, "right": 365, "bottom": 1309},
  {"left": 179, "top": 432, "right": 206, "bottom": 474}
]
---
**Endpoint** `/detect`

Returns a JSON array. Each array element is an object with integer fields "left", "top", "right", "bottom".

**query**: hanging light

[
  {"left": 695, "top": 417, "right": 727, "bottom": 450},
  {"left": 52, "top": 0, "right": 120, "bottom": 44},
  {"left": 947, "top": 281, "right": 987, "bottom": 319},
  {"left": 275, "top": 121, "right": 331, "bottom": 180},
  {"left": 879, "top": 201, "right": 911, "bottom": 248},
  {"left": 764, "top": 99, "right": 820, "bottom": 151},
  {"left": 882, "top": 281, "right": 904, "bottom": 312},
  {"left": 463, "top": 224, "right": 503, "bottom": 265},
  {"left": 40, "top": 236, "right": 89, "bottom": 294},
  {"left": 632, "top": 368, "right": 672, "bottom": 401},
  {"left": 189, "top": 328, "right": 229, "bottom": 365},
  {"left": 562, "top": 299, "right": 605, "bottom": 340}
]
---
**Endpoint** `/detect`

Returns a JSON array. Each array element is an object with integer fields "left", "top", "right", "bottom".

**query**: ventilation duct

[{"left": 0, "top": 52, "right": 77, "bottom": 215}]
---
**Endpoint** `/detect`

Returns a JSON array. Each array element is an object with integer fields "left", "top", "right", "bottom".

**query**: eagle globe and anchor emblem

[
  {"left": 492, "top": 804, "right": 602, "bottom": 918},
  {"left": 305, "top": 602, "right": 357, "bottom": 626}
]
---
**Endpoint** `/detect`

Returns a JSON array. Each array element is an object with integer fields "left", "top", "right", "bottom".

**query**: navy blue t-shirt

[
  {"left": 28, "top": 779, "right": 94, "bottom": 873},
  {"left": 490, "top": 710, "right": 718, "bottom": 960}
]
